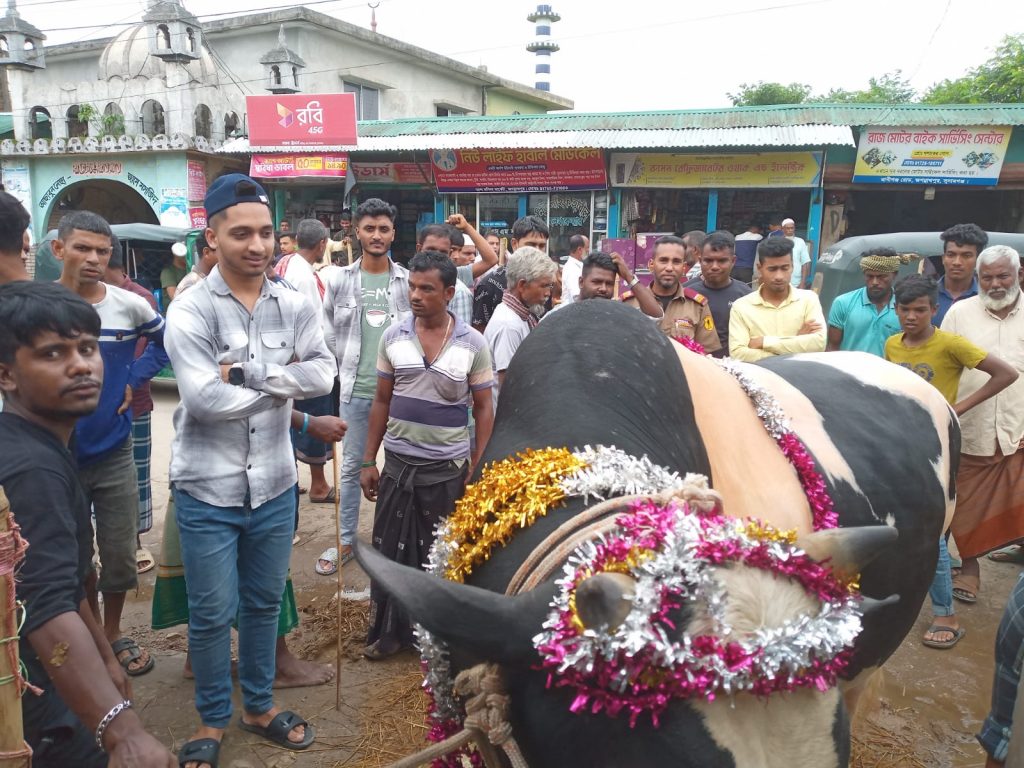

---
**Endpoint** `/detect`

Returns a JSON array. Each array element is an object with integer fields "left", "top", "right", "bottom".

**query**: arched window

[
  {"left": 66, "top": 105, "right": 88, "bottom": 138},
  {"left": 29, "top": 106, "right": 51, "bottom": 140},
  {"left": 270, "top": 65, "right": 281, "bottom": 86},
  {"left": 141, "top": 99, "right": 166, "bottom": 135},
  {"left": 103, "top": 103, "right": 124, "bottom": 136},
  {"left": 0, "top": 36, "right": 9, "bottom": 57},
  {"left": 193, "top": 104, "right": 212, "bottom": 139},
  {"left": 186, "top": 28, "right": 196, "bottom": 52},
  {"left": 292, "top": 67, "right": 299, "bottom": 88},
  {"left": 224, "top": 111, "right": 239, "bottom": 137},
  {"left": 156, "top": 24, "right": 170, "bottom": 50},
  {"left": 23, "top": 39, "right": 34, "bottom": 52}
]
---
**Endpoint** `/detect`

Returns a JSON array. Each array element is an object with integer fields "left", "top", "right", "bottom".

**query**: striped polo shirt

[{"left": 377, "top": 312, "right": 493, "bottom": 461}]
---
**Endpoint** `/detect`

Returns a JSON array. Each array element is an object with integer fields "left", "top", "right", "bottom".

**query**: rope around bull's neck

[{"left": 504, "top": 476, "right": 724, "bottom": 596}]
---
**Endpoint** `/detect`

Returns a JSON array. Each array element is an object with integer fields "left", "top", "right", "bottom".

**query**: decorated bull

[{"left": 358, "top": 299, "right": 957, "bottom": 768}]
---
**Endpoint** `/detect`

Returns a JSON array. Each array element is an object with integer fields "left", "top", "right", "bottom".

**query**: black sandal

[
  {"left": 177, "top": 737, "right": 220, "bottom": 767},
  {"left": 111, "top": 637, "right": 155, "bottom": 676},
  {"left": 239, "top": 710, "right": 315, "bottom": 750}
]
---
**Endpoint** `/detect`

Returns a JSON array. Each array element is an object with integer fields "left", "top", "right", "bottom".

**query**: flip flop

[
  {"left": 952, "top": 572, "right": 979, "bottom": 604},
  {"left": 922, "top": 624, "right": 966, "bottom": 650},
  {"left": 177, "top": 737, "right": 220, "bottom": 767},
  {"left": 988, "top": 545, "right": 1024, "bottom": 565},
  {"left": 310, "top": 487, "right": 337, "bottom": 504},
  {"left": 136, "top": 547, "right": 155, "bottom": 574},
  {"left": 111, "top": 637, "right": 155, "bottom": 676},
  {"left": 239, "top": 710, "right": 315, "bottom": 751}
]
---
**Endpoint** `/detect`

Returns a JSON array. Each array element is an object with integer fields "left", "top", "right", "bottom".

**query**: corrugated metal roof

[
  {"left": 354, "top": 104, "right": 1024, "bottom": 135},
  {"left": 222, "top": 124, "right": 854, "bottom": 153}
]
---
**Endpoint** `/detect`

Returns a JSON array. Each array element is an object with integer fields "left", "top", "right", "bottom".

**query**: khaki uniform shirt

[{"left": 622, "top": 285, "right": 722, "bottom": 353}]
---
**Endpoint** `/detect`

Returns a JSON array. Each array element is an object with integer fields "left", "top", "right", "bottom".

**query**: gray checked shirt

[
  {"left": 322, "top": 257, "right": 410, "bottom": 404},
  {"left": 165, "top": 266, "right": 335, "bottom": 508}
]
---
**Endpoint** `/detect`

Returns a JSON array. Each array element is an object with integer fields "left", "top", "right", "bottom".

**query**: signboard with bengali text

[
  {"left": 430, "top": 148, "right": 607, "bottom": 193},
  {"left": 250, "top": 153, "right": 349, "bottom": 179},
  {"left": 351, "top": 162, "right": 432, "bottom": 185},
  {"left": 609, "top": 152, "right": 823, "bottom": 188},
  {"left": 246, "top": 93, "right": 357, "bottom": 148},
  {"left": 187, "top": 160, "right": 206, "bottom": 201},
  {"left": 852, "top": 126, "right": 1011, "bottom": 186}
]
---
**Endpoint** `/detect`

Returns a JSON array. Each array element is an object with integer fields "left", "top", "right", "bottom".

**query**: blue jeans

[
  {"left": 339, "top": 397, "right": 372, "bottom": 545},
  {"left": 174, "top": 485, "right": 296, "bottom": 728},
  {"left": 930, "top": 536, "right": 954, "bottom": 617}
]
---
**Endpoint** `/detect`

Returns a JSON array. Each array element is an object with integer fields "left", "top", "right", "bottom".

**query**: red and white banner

[
  {"left": 187, "top": 160, "right": 206, "bottom": 201},
  {"left": 250, "top": 153, "right": 349, "bottom": 179},
  {"left": 351, "top": 162, "right": 432, "bottom": 185},
  {"left": 246, "top": 93, "right": 358, "bottom": 148},
  {"left": 430, "top": 148, "right": 607, "bottom": 193}
]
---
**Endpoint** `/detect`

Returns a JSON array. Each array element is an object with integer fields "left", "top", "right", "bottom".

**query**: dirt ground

[{"left": 119, "top": 386, "right": 1014, "bottom": 767}]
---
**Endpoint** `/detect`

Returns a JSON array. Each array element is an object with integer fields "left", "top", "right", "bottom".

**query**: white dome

[{"left": 97, "top": 24, "right": 220, "bottom": 84}]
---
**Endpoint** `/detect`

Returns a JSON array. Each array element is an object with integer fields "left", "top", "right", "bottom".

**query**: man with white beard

[{"left": 941, "top": 245, "right": 1024, "bottom": 605}]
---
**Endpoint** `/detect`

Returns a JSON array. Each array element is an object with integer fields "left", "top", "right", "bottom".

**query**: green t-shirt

[
  {"left": 160, "top": 264, "right": 188, "bottom": 311},
  {"left": 352, "top": 269, "right": 392, "bottom": 400},
  {"left": 883, "top": 327, "right": 987, "bottom": 405}
]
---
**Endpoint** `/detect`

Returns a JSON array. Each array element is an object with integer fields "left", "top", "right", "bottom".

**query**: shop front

[
  {"left": 822, "top": 125, "right": 1024, "bottom": 246},
  {"left": 432, "top": 148, "right": 609, "bottom": 255},
  {"left": 608, "top": 150, "right": 825, "bottom": 271},
  {"left": 250, "top": 151, "right": 349, "bottom": 233}
]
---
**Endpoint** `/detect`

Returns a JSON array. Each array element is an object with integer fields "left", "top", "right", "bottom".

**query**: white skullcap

[{"left": 781, "top": 218, "right": 795, "bottom": 226}]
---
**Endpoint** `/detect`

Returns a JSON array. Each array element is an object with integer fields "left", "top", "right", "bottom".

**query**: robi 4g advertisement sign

[{"left": 246, "top": 93, "right": 358, "bottom": 148}]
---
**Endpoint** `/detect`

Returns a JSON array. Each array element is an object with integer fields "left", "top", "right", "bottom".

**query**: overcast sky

[{"left": 34, "top": 0, "right": 1016, "bottom": 112}]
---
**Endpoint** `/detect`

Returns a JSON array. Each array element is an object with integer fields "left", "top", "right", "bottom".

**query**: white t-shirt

[
  {"left": 282, "top": 254, "right": 323, "bottom": 313},
  {"left": 483, "top": 301, "right": 531, "bottom": 407},
  {"left": 561, "top": 256, "right": 584, "bottom": 304}
]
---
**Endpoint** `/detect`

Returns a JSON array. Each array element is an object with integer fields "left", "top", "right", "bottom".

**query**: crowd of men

[{"left": 1, "top": 175, "right": 1024, "bottom": 768}]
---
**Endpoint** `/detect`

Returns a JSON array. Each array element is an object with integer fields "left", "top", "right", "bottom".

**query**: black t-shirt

[
  {"left": 472, "top": 266, "right": 507, "bottom": 328},
  {"left": 683, "top": 277, "right": 752, "bottom": 356},
  {"left": 0, "top": 412, "right": 93, "bottom": 687}
]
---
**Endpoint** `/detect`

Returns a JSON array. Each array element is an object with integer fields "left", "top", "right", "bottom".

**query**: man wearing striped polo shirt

[{"left": 359, "top": 250, "right": 494, "bottom": 660}]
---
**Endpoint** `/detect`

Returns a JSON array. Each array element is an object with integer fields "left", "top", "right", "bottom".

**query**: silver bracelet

[{"left": 95, "top": 699, "right": 132, "bottom": 750}]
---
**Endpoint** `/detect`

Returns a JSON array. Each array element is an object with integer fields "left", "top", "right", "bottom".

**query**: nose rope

[{"left": 505, "top": 474, "right": 723, "bottom": 596}]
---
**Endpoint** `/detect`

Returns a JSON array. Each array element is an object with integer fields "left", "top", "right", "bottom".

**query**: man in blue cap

[{"left": 165, "top": 173, "right": 335, "bottom": 767}]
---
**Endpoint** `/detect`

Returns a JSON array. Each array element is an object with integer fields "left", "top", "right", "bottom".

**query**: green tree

[
  {"left": 923, "top": 34, "right": 1024, "bottom": 103},
  {"left": 811, "top": 71, "right": 917, "bottom": 103},
  {"left": 728, "top": 81, "right": 811, "bottom": 106}
]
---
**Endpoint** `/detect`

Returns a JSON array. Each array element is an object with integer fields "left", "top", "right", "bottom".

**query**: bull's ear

[{"left": 355, "top": 541, "right": 556, "bottom": 665}]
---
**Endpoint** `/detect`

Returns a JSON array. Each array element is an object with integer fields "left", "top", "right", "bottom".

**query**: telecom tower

[{"left": 526, "top": 4, "right": 560, "bottom": 92}]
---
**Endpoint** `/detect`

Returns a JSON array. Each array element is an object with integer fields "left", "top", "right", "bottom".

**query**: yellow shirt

[
  {"left": 883, "top": 328, "right": 987, "bottom": 406},
  {"left": 728, "top": 287, "right": 826, "bottom": 361}
]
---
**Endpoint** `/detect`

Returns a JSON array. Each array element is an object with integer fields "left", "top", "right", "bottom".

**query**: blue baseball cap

[{"left": 205, "top": 173, "right": 270, "bottom": 218}]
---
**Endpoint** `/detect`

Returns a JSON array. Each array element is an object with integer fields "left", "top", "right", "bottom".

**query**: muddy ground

[{"left": 118, "top": 387, "right": 1011, "bottom": 767}]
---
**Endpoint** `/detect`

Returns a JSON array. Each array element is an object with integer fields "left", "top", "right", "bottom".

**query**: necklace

[{"left": 420, "top": 313, "right": 452, "bottom": 369}]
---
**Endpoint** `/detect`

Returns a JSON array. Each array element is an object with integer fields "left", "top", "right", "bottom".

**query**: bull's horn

[
  {"left": 574, "top": 572, "right": 636, "bottom": 631},
  {"left": 354, "top": 540, "right": 556, "bottom": 665},
  {"left": 796, "top": 526, "right": 899, "bottom": 580}
]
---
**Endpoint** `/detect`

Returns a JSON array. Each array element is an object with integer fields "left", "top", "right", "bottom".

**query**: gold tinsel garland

[{"left": 441, "top": 447, "right": 587, "bottom": 582}]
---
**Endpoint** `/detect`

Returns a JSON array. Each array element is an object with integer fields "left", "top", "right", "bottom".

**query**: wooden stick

[
  {"left": 346, "top": 241, "right": 353, "bottom": 266},
  {"left": 0, "top": 488, "right": 30, "bottom": 767},
  {"left": 498, "top": 237, "right": 508, "bottom": 266},
  {"left": 333, "top": 443, "right": 342, "bottom": 711}
]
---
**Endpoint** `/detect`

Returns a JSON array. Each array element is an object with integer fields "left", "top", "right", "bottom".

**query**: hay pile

[{"left": 851, "top": 720, "right": 928, "bottom": 768}]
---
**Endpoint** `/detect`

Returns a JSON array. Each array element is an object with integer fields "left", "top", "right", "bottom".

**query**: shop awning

[{"left": 220, "top": 124, "right": 854, "bottom": 154}]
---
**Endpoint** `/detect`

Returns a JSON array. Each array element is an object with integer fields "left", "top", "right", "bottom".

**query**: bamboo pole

[
  {"left": 333, "top": 445, "right": 342, "bottom": 711},
  {"left": 346, "top": 241, "right": 353, "bottom": 267},
  {"left": 0, "top": 488, "right": 31, "bottom": 767}
]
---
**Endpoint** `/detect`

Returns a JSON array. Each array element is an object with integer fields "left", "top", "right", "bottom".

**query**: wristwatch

[
  {"left": 227, "top": 364, "right": 245, "bottom": 387},
  {"left": 628, "top": 275, "right": 640, "bottom": 289}
]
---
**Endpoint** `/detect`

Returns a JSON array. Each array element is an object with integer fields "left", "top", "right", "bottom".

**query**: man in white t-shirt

[
  {"left": 280, "top": 219, "right": 327, "bottom": 312},
  {"left": 484, "top": 246, "right": 556, "bottom": 406},
  {"left": 782, "top": 217, "right": 811, "bottom": 289},
  {"left": 560, "top": 234, "right": 589, "bottom": 305}
]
